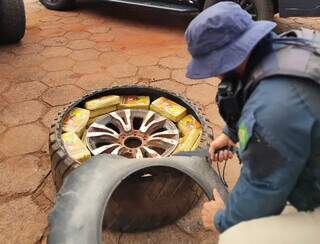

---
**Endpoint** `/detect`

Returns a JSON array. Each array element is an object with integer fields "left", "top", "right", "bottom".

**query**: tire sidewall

[{"left": 0, "top": 0, "right": 26, "bottom": 43}]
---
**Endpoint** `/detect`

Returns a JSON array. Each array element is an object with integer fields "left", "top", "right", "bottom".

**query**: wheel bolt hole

[{"left": 124, "top": 137, "right": 143, "bottom": 148}]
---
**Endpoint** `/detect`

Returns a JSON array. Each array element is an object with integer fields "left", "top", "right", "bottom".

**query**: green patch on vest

[{"left": 238, "top": 122, "right": 250, "bottom": 151}]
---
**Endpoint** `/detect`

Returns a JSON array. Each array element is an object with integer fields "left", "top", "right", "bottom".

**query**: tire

[
  {"left": 0, "top": 0, "right": 25, "bottom": 44},
  {"left": 39, "top": 0, "right": 75, "bottom": 11},
  {"left": 49, "top": 85, "right": 214, "bottom": 232},
  {"left": 48, "top": 154, "right": 228, "bottom": 244},
  {"left": 203, "top": 0, "right": 274, "bottom": 20}
]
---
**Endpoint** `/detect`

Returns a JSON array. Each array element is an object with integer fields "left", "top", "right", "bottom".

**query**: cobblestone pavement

[{"left": 0, "top": 0, "right": 319, "bottom": 243}]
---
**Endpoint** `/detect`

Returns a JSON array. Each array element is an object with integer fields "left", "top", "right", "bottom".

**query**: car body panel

[
  {"left": 98, "top": 0, "right": 320, "bottom": 17},
  {"left": 279, "top": 0, "right": 320, "bottom": 17}
]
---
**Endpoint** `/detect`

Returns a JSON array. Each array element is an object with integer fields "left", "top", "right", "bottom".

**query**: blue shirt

[{"left": 215, "top": 76, "right": 320, "bottom": 232}]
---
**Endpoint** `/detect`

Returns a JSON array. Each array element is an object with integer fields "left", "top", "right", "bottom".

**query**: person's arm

[
  {"left": 215, "top": 76, "right": 317, "bottom": 232},
  {"left": 214, "top": 76, "right": 317, "bottom": 231},
  {"left": 223, "top": 126, "right": 238, "bottom": 143},
  {"left": 215, "top": 125, "right": 308, "bottom": 232}
]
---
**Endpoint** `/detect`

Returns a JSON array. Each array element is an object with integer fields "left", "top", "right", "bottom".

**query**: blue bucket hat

[{"left": 185, "top": 1, "right": 276, "bottom": 79}]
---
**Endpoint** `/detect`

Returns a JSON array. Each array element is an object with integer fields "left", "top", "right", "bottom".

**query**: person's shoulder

[
  {"left": 251, "top": 75, "right": 296, "bottom": 104},
  {"left": 243, "top": 75, "right": 298, "bottom": 121}
]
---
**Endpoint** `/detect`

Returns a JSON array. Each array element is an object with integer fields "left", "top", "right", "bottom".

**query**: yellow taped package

[
  {"left": 118, "top": 96, "right": 150, "bottom": 110},
  {"left": 174, "top": 137, "right": 185, "bottom": 153},
  {"left": 89, "top": 106, "right": 117, "bottom": 118},
  {"left": 174, "top": 129, "right": 201, "bottom": 154},
  {"left": 82, "top": 129, "right": 88, "bottom": 144},
  {"left": 178, "top": 114, "right": 201, "bottom": 136},
  {"left": 191, "top": 129, "right": 202, "bottom": 150},
  {"left": 150, "top": 97, "right": 187, "bottom": 122},
  {"left": 84, "top": 95, "right": 120, "bottom": 110},
  {"left": 62, "top": 132, "right": 91, "bottom": 163},
  {"left": 62, "top": 107, "right": 90, "bottom": 137}
]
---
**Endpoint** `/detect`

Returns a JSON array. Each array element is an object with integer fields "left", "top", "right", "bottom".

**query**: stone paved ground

[{"left": 0, "top": 0, "right": 319, "bottom": 243}]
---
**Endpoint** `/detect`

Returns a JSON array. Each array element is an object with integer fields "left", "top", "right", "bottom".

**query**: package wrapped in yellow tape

[
  {"left": 178, "top": 114, "right": 201, "bottom": 136},
  {"left": 84, "top": 95, "right": 120, "bottom": 110},
  {"left": 62, "top": 107, "right": 90, "bottom": 137},
  {"left": 62, "top": 132, "right": 91, "bottom": 163},
  {"left": 174, "top": 128, "right": 202, "bottom": 153},
  {"left": 89, "top": 106, "right": 117, "bottom": 118},
  {"left": 118, "top": 96, "right": 150, "bottom": 110},
  {"left": 82, "top": 129, "right": 88, "bottom": 144},
  {"left": 150, "top": 97, "right": 187, "bottom": 122}
]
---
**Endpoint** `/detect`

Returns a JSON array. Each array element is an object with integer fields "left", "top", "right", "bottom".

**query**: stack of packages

[
  {"left": 61, "top": 94, "right": 203, "bottom": 163},
  {"left": 61, "top": 95, "right": 120, "bottom": 163},
  {"left": 150, "top": 97, "right": 202, "bottom": 153},
  {"left": 176, "top": 115, "right": 202, "bottom": 152},
  {"left": 61, "top": 107, "right": 91, "bottom": 163},
  {"left": 85, "top": 95, "right": 120, "bottom": 126}
]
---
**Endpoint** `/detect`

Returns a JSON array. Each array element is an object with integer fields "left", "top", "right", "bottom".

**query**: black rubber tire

[
  {"left": 203, "top": 0, "right": 274, "bottom": 20},
  {"left": 39, "top": 0, "right": 76, "bottom": 11},
  {"left": 0, "top": 0, "right": 26, "bottom": 44},
  {"left": 48, "top": 154, "right": 228, "bottom": 244},
  {"left": 49, "top": 85, "right": 214, "bottom": 232}
]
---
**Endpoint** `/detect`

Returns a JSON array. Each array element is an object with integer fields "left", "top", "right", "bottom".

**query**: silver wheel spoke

[
  {"left": 147, "top": 137, "right": 177, "bottom": 146},
  {"left": 110, "top": 145, "right": 126, "bottom": 155},
  {"left": 139, "top": 111, "right": 155, "bottom": 132},
  {"left": 91, "top": 143, "right": 122, "bottom": 155},
  {"left": 140, "top": 111, "right": 166, "bottom": 133},
  {"left": 142, "top": 146, "right": 161, "bottom": 158},
  {"left": 110, "top": 110, "right": 132, "bottom": 132},
  {"left": 87, "top": 131, "right": 119, "bottom": 139},
  {"left": 135, "top": 148, "right": 144, "bottom": 159},
  {"left": 150, "top": 129, "right": 179, "bottom": 138},
  {"left": 90, "top": 123, "right": 119, "bottom": 137}
]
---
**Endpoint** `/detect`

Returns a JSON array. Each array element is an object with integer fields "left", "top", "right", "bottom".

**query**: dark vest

[
  {"left": 245, "top": 28, "right": 320, "bottom": 97},
  {"left": 245, "top": 28, "right": 320, "bottom": 211}
]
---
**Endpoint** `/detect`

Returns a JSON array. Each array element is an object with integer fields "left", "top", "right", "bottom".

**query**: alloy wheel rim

[{"left": 86, "top": 109, "right": 180, "bottom": 159}]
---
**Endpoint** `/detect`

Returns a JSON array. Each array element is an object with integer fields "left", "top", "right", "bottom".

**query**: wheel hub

[
  {"left": 124, "top": 136, "right": 143, "bottom": 148},
  {"left": 85, "top": 109, "right": 180, "bottom": 159}
]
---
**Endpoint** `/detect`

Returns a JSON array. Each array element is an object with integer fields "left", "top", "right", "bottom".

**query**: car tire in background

[
  {"left": 204, "top": 0, "right": 275, "bottom": 20},
  {"left": 39, "top": 0, "right": 76, "bottom": 10},
  {"left": 0, "top": 0, "right": 26, "bottom": 44}
]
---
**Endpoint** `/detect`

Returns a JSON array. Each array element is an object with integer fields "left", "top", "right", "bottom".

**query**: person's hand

[
  {"left": 201, "top": 189, "right": 225, "bottom": 233},
  {"left": 209, "top": 133, "right": 235, "bottom": 162}
]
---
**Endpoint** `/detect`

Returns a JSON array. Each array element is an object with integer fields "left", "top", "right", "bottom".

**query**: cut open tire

[
  {"left": 49, "top": 85, "right": 214, "bottom": 232},
  {"left": 48, "top": 154, "right": 228, "bottom": 244}
]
